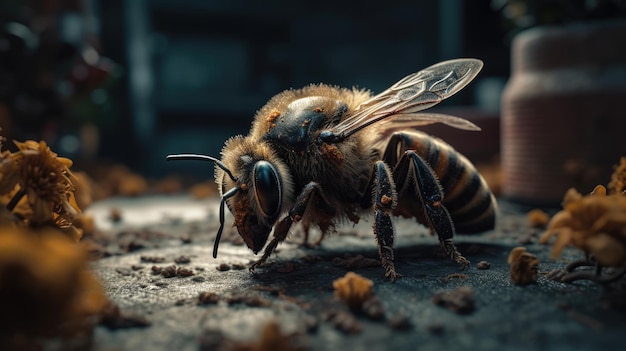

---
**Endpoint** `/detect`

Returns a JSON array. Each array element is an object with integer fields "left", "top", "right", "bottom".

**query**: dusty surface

[{"left": 87, "top": 196, "right": 626, "bottom": 351}]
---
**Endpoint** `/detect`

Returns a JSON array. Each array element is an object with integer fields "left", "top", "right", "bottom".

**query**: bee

[{"left": 167, "top": 59, "right": 496, "bottom": 281}]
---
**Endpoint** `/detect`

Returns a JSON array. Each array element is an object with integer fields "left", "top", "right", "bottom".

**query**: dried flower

[
  {"left": 332, "top": 272, "right": 374, "bottom": 310},
  {"left": 527, "top": 209, "right": 549, "bottom": 228},
  {"left": 0, "top": 156, "right": 20, "bottom": 195},
  {"left": 14, "top": 140, "right": 79, "bottom": 223},
  {"left": 540, "top": 187, "right": 626, "bottom": 267},
  {"left": 0, "top": 139, "right": 82, "bottom": 240},
  {"left": 608, "top": 157, "right": 626, "bottom": 195},
  {"left": 508, "top": 247, "right": 539, "bottom": 285},
  {"left": 0, "top": 226, "right": 107, "bottom": 337}
]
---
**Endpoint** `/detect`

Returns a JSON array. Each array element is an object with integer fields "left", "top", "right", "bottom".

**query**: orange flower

[
  {"left": 0, "top": 152, "right": 21, "bottom": 195},
  {"left": 608, "top": 157, "right": 626, "bottom": 195},
  {"left": 0, "top": 140, "right": 82, "bottom": 240},
  {"left": 540, "top": 187, "right": 626, "bottom": 267},
  {"left": 0, "top": 226, "right": 108, "bottom": 337},
  {"left": 14, "top": 140, "right": 79, "bottom": 222}
]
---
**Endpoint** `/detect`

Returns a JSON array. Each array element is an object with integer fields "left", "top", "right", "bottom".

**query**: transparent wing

[
  {"left": 329, "top": 58, "right": 483, "bottom": 138},
  {"left": 378, "top": 113, "right": 481, "bottom": 132}
]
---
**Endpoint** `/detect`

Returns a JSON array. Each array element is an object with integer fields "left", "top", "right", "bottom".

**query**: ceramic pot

[{"left": 501, "top": 20, "right": 626, "bottom": 206}]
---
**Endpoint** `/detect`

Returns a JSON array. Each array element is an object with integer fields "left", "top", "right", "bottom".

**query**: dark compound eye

[{"left": 252, "top": 161, "right": 281, "bottom": 218}]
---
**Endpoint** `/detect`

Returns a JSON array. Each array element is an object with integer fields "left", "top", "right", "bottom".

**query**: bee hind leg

[
  {"left": 370, "top": 161, "right": 402, "bottom": 282},
  {"left": 394, "top": 150, "right": 469, "bottom": 268},
  {"left": 299, "top": 222, "right": 326, "bottom": 248}
]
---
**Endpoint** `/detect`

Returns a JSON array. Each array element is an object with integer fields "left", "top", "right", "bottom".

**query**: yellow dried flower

[
  {"left": 0, "top": 154, "right": 21, "bottom": 195},
  {"left": 0, "top": 185, "right": 30, "bottom": 221},
  {"left": 608, "top": 157, "right": 626, "bottom": 194},
  {"left": 332, "top": 271, "right": 374, "bottom": 310},
  {"left": 0, "top": 226, "right": 108, "bottom": 337},
  {"left": 527, "top": 209, "right": 549, "bottom": 228},
  {"left": 0, "top": 139, "right": 83, "bottom": 240},
  {"left": 561, "top": 187, "right": 583, "bottom": 207},
  {"left": 540, "top": 192, "right": 626, "bottom": 267},
  {"left": 15, "top": 140, "right": 79, "bottom": 223}
]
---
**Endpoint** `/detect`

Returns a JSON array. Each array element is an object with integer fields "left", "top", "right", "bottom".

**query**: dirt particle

[
  {"left": 226, "top": 293, "right": 271, "bottom": 307},
  {"left": 362, "top": 297, "right": 385, "bottom": 320},
  {"left": 332, "top": 254, "right": 380, "bottom": 270},
  {"left": 160, "top": 265, "right": 178, "bottom": 278},
  {"left": 176, "top": 267, "right": 194, "bottom": 277},
  {"left": 476, "top": 261, "right": 491, "bottom": 270},
  {"left": 277, "top": 262, "right": 295, "bottom": 273},
  {"left": 324, "top": 310, "right": 361, "bottom": 335},
  {"left": 388, "top": 315, "right": 412, "bottom": 331},
  {"left": 174, "top": 255, "right": 191, "bottom": 264},
  {"left": 180, "top": 233, "right": 192, "bottom": 244},
  {"left": 231, "top": 263, "right": 247, "bottom": 270},
  {"left": 100, "top": 302, "right": 151, "bottom": 330},
  {"left": 444, "top": 273, "right": 468, "bottom": 282},
  {"left": 198, "top": 292, "right": 220, "bottom": 305},
  {"left": 432, "top": 286, "right": 475, "bottom": 314},
  {"left": 216, "top": 263, "right": 231, "bottom": 271},
  {"left": 508, "top": 247, "right": 539, "bottom": 285},
  {"left": 141, "top": 255, "right": 166, "bottom": 263}
]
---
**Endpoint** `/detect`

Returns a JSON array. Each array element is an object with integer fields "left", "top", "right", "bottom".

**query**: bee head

[{"left": 168, "top": 136, "right": 293, "bottom": 258}]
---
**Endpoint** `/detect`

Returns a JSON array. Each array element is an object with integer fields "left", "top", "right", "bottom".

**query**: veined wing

[
  {"left": 325, "top": 59, "right": 483, "bottom": 140},
  {"left": 378, "top": 112, "right": 481, "bottom": 132}
]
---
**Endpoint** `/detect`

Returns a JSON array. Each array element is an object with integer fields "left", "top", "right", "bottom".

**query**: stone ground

[{"left": 86, "top": 195, "right": 626, "bottom": 351}]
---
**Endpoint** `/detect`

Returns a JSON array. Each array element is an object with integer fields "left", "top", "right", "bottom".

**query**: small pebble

[{"left": 476, "top": 261, "right": 491, "bottom": 270}]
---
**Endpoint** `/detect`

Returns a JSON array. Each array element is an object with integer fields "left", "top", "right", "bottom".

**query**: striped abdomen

[{"left": 391, "top": 131, "right": 496, "bottom": 233}]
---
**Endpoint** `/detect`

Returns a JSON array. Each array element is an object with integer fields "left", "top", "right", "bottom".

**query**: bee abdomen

[{"left": 414, "top": 134, "right": 496, "bottom": 234}]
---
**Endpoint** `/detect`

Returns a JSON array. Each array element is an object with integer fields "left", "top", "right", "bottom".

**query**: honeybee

[{"left": 167, "top": 59, "right": 496, "bottom": 281}]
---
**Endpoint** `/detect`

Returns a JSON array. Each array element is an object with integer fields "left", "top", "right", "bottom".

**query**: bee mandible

[{"left": 167, "top": 59, "right": 497, "bottom": 281}]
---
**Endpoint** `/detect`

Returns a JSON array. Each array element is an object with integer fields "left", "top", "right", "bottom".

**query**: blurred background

[
  {"left": 0, "top": 0, "right": 511, "bottom": 173},
  {"left": 1, "top": 0, "right": 625, "bottom": 204}
]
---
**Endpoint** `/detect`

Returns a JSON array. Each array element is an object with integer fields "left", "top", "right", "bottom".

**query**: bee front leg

[
  {"left": 394, "top": 150, "right": 469, "bottom": 268},
  {"left": 371, "top": 161, "right": 402, "bottom": 282},
  {"left": 250, "top": 182, "right": 335, "bottom": 270}
]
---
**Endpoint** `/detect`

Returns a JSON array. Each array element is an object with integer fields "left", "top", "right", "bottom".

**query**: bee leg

[
  {"left": 371, "top": 161, "right": 401, "bottom": 282},
  {"left": 250, "top": 182, "right": 335, "bottom": 270},
  {"left": 300, "top": 222, "right": 313, "bottom": 247},
  {"left": 395, "top": 151, "right": 469, "bottom": 268},
  {"left": 300, "top": 222, "right": 325, "bottom": 248}
]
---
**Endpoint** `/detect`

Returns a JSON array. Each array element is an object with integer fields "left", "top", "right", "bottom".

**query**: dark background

[{"left": 0, "top": 0, "right": 549, "bottom": 178}]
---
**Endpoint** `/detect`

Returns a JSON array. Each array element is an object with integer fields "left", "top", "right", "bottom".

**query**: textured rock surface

[{"left": 88, "top": 196, "right": 626, "bottom": 351}]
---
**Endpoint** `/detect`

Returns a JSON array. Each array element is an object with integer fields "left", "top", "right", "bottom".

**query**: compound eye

[{"left": 252, "top": 161, "right": 281, "bottom": 218}]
